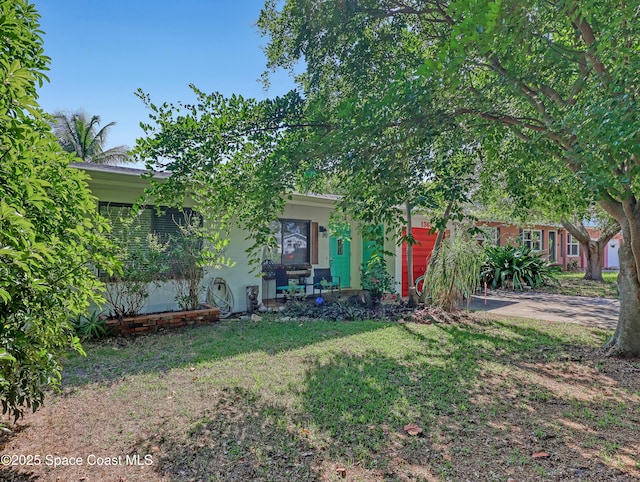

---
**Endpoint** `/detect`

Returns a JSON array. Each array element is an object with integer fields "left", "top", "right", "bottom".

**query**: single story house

[
  {"left": 76, "top": 163, "right": 395, "bottom": 314},
  {"left": 76, "top": 163, "right": 622, "bottom": 313}
]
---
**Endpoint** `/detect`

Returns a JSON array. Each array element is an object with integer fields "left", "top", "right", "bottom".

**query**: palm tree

[{"left": 51, "top": 111, "right": 130, "bottom": 164}]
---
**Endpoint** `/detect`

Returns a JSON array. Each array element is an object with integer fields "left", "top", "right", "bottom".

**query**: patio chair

[
  {"left": 275, "top": 267, "right": 305, "bottom": 302},
  {"left": 313, "top": 268, "right": 341, "bottom": 297}
]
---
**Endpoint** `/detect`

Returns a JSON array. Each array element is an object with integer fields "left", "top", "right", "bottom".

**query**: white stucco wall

[{"left": 78, "top": 165, "right": 402, "bottom": 313}]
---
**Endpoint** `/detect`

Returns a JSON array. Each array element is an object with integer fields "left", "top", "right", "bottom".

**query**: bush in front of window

[
  {"left": 169, "top": 213, "right": 232, "bottom": 311},
  {"left": 104, "top": 231, "right": 170, "bottom": 319}
]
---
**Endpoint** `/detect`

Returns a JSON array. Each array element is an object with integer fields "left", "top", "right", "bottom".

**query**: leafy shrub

[
  {"left": 566, "top": 259, "right": 580, "bottom": 272},
  {"left": 423, "top": 230, "right": 486, "bottom": 311},
  {"left": 104, "top": 230, "right": 169, "bottom": 319},
  {"left": 72, "top": 312, "right": 110, "bottom": 341},
  {"left": 169, "top": 212, "right": 231, "bottom": 311},
  {"left": 482, "top": 245, "right": 561, "bottom": 289},
  {"left": 282, "top": 299, "right": 412, "bottom": 321},
  {"left": 0, "top": 3, "right": 117, "bottom": 421},
  {"left": 361, "top": 254, "right": 396, "bottom": 300}
]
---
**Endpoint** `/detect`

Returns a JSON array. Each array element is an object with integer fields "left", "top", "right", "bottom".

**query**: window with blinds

[{"left": 98, "top": 202, "right": 198, "bottom": 277}]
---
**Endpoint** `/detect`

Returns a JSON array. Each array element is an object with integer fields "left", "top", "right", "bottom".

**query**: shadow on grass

[
  {"left": 297, "top": 320, "right": 639, "bottom": 479},
  {"left": 0, "top": 469, "right": 38, "bottom": 481},
  {"left": 62, "top": 319, "right": 390, "bottom": 388},
  {"left": 147, "top": 387, "right": 319, "bottom": 482}
]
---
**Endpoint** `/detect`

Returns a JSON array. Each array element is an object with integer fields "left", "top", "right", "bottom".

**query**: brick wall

[{"left": 105, "top": 307, "right": 220, "bottom": 335}]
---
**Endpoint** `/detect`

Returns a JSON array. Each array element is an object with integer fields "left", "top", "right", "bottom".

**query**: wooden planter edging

[{"left": 105, "top": 307, "right": 221, "bottom": 335}]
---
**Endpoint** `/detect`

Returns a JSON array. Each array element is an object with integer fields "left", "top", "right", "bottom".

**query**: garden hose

[{"left": 206, "top": 277, "right": 234, "bottom": 319}]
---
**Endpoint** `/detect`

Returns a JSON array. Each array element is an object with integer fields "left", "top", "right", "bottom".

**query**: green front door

[
  {"left": 330, "top": 235, "right": 351, "bottom": 288},
  {"left": 362, "top": 225, "right": 385, "bottom": 268}
]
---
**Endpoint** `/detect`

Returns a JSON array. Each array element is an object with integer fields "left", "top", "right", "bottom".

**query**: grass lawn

[
  {"left": 536, "top": 271, "right": 619, "bottom": 299},
  {"left": 1, "top": 316, "right": 639, "bottom": 481}
]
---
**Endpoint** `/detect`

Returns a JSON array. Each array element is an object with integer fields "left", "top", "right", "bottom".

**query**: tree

[
  {"left": 561, "top": 213, "right": 621, "bottom": 281},
  {"left": 133, "top": 87, "right": 307, "bottom": 267},
  {"left": 475, "top": 130, "right": 621, "bottom": 281},
  {"left": 259, "top": 0, "right": 640, "bottom": 356},
  {"left": 51, "top": 111, "right": 129, "bottom": 164},
  {"left": 0, "top": 0, "right": 116, "bottom": 420}
]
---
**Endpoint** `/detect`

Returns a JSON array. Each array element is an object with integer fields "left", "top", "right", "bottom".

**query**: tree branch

[
  {"left": 567, "top": 2, "right": 610, "bottom": 81},
  {"left": 561, "top": 219, "right": 590, "bottom": 244}
]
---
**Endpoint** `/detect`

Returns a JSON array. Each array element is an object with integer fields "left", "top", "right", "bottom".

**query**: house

[
  {"left": 396, "top": 214, "right": 623, "bottom": 297},
  {"left": 473, "top": 221, "right": 623, "bottom": 270},
  {"left": 75, "top": 163, "right": 396, "bottom": 314},
  {"left": 76, "top": 163, "right": 622, "bottom": 313}
]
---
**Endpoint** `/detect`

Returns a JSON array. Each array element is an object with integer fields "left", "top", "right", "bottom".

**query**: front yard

[
  {"left": 536, "top": 271, "right": 619, "bottom": 299},
  {"left": 1, "top": 315, "right": 639, "bottom": 481}
]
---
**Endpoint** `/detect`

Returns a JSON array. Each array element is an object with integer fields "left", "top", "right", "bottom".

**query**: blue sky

[{"left": 33, "top": 0, "right": 296, "bottom": 152}]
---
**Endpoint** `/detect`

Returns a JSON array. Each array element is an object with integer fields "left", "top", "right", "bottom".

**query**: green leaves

[
  {"left": 133, "top": 86, "right": 306, "bottom": 269},
  {"left": 0, "top": 0, "right": 118, "bottom": 421},
  {"left": 482, "top": 245, "right": 561, "bottom": 290}
]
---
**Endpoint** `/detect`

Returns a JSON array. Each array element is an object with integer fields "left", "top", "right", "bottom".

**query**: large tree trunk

[
  {"left": 583, "top": 240, "right": 604, "bottom": 281},
  {"left": 605, "top": 221, "right": 640, "bottom": 356},
  {"left": 561, "top": 219, "right": 619, "bottom": 282}
]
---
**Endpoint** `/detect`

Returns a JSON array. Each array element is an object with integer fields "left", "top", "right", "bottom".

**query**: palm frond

[{"left": 50, "top": 110, "right": 132, "bottom": 164}]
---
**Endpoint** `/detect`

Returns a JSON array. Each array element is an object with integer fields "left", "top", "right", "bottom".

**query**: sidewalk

[{"left": 467, "top": 290, "right": 619, "bottom": 330}]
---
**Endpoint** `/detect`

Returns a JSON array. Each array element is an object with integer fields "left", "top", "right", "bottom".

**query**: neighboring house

[
  {"left": 74, "top": 163, "right": 396, "bottom": 314},
  {"left": 474, "top": 221, "right": 623, "bottom": 270},
  {"left": 396, "top": 215, "right": 623, "bottom": 297}
]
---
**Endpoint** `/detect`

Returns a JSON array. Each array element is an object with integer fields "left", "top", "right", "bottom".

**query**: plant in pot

[{"left": 361, "top": 253, "right": 396, "bottom": 302}]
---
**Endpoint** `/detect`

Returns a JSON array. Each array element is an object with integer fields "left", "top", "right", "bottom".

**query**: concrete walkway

[{"left": 467, "top": 290, "right": 619, "bottom": 330}]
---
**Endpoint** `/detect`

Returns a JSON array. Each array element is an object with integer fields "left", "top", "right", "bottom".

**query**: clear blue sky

[{"left": 33, "top": 0, "right": 296, "bottom": 152}]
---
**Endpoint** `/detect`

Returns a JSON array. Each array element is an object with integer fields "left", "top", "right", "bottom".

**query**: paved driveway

[{"left": 467, "top": 290, "right": 619, "bottom": 330}]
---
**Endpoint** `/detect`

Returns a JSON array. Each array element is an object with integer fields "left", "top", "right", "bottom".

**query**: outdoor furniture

[
  {"left": 313, "top": 268, "right": 341, "bottom": 297},
  {"left": 275, "top": 267, "right": 306, "bottom": 302}
]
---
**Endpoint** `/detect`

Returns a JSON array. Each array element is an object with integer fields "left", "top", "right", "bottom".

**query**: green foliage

[
  {"left": 424, "top": 230, "right": 486, "bottom": 311},
  {"left": 72, "top": 312, "right": 109, "bottom": 341},
  {"left": 361, "top": 254, "right": 396, "bottom": 300},
  {"left": 0, "top": 0, "right": 116, "bottom": 420},
  {"left": 260, "top": 0, "right": 640, "bottom": 355},
  {"left": 482, "top": 245, "right": 561, "bottom": 290},
  {"left": 133, "top": 87, "right": 306, "bottom": 270},
  {"left": 285, "top": 279, "right": 306, "bottom": 302},
  {"left": 104, "top": 226, "right": 169, "bottom": 319},
  {"left": 566, "top": 259, "right": 580, "bottom": 272},
  {"left": 283, "top": 299, "right": 409, "bottom": 321},
  {"left": 169, "top": 212, "right": 232, "bottom": 311},
  {"left": 50, "top": 111, "right": 129, "bottom": 164}
]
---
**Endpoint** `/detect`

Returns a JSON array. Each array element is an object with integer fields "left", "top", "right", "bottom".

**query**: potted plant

[{"left": 360, "top": 253, "right": 396, "bottom": 303}]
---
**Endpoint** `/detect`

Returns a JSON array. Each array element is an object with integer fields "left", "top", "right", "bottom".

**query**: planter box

[{"left": 105, "top": 307, "right": 221, "bottom": 335}]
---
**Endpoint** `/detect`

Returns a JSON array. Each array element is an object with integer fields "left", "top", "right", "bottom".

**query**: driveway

[{"left": 467, "top": 290, "right": 619, "bottom": 330}]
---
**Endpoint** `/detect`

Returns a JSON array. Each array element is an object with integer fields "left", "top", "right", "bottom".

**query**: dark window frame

[{"left": 271, "top": 218, "right": 312, "bottom": 268}]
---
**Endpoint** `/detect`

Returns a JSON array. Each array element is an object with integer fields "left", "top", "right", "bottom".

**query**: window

[
  {"left": 521, "top": 229, "right": 543, "bottom": 251},
  {"left": 98, "top": 202, "right": 198, "bottom": 276},
  {"left": 477, "top": 226, "right": 500, "bottom": 246},
  {"left": 567, "top": 234, "right": 580, "bottom": 256},
  {"left": 270, "top": 219, "right": 311, "bottom": 266}
]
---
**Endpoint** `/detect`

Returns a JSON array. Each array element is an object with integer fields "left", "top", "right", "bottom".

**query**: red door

[{"left": 401, "top": 228, "right": 438, "bottom": 297}]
